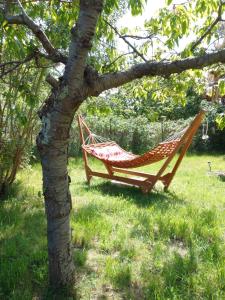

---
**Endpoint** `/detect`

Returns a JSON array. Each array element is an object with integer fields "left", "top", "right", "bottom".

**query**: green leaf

[
  {"left": 2, "top": 20, "right": 8, "bottom": 28},
  {"left": 166, "top": 0, "right": 173, "bottom": 5},
  {"left": 216, "top": 114, "right": 225, "bottom": 130},
  {"left": 218, "top": 79, "right": 225, "bottom": 95},
  {"left": 181, "top": 20, "right": 187, "bottom": 35}
]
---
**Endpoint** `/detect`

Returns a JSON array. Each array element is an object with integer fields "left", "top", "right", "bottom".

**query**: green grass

[{"left": 0, "top": 154, "right": 225, "bottom": 299}]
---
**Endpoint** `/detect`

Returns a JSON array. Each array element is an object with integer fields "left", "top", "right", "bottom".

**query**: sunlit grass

[{"left": 0, "top": 154, "right": 225, "bottom": 299}]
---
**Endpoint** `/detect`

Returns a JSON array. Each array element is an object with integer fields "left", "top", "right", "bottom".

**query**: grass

[{"left": 0, "top": 154, "right": 225, "bottom": 299}]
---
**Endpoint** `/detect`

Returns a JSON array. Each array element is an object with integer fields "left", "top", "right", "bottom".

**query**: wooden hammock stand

[{"left": 78, "top": 111, "right": 205, "bottom": 193}]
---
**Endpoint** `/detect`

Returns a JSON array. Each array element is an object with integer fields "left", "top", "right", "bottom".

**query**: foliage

[
  {"left": 2, "top": 0, "right": 225, "bottom": 73},
  {"left": 1, "top": 155, "right": 225, "bottom": 298},
  {"left": 73, "top": 86, "right": 225, "bottom": 155},
  {"left": 198, "top": 104, "right": 225, "bottom": 152},
  {"left": 84, "top": 83, "right": 203, "bottom": 121},
  {"left": 0, "top": 65, "right": 47, "bottom": 196},
  {"left": 216, "top": 113, "right": 225, "bottom": 130},
  {"left": 0, "top": 6, "right": 51, "bottom": 196},
  {"left": 0, "top": 0, "right": 145, "bottom": 74}
]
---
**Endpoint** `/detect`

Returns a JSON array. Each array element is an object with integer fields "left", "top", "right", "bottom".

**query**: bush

[{"left": 0, "top": 67, "right": 48, "bottom": 196}]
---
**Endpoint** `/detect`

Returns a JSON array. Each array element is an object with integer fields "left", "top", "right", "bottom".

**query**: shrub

[{"left": 0, "top": 67, "right": 48, "bottom": 196}]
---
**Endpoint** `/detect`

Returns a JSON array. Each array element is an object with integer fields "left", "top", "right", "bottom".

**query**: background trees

[{"left": 0, "top": 63, "right": 49, "bottom": 195}]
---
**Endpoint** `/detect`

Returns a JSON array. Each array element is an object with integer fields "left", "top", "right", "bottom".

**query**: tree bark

[
  {"left": 36, "top": 0, "right": 103, "bottom": 289},
  {"left": 36, "top": 86, "right": 80, "bottom": 287}
]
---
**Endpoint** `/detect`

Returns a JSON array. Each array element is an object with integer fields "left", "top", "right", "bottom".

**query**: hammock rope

[
  {"left": 163, "top": 125, "right": 189, "bottom": 142},
  {"left": 83, "top": 123, "right": 190, "bottom": 146},
  {"left": 79, "top": 118, "right": 196, "bottom": 169},
  {"left": 77, "top": 111, "right": 205, "bottom": 193},
  {"left": 84, "top": 133, "right": 111, "bottom": 145}
]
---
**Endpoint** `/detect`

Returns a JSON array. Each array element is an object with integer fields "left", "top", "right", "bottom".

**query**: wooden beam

[
  {"left": 112, "top": 167, "right": 171, "bottom": 182},
  {"left": 90, "top": 170, "right": 150, "bottom": 189}
]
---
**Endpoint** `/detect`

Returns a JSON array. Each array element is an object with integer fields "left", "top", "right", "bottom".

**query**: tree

[
  {"left": 1, "top": 0, "right": 225, "bottom": 290},
  {"left": 0, "top": 64, "right": 48, "bottom": 195}
]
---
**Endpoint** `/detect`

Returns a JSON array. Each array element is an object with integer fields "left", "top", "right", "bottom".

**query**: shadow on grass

[
  {"left": 1, "top": 177, "right": 224, "bottom": 299},
  {"left": 84, "top": 181, "right": 185, "bottom": 209},
  {"left": 0, "top": 180, "right": 24, "bottom": 201},
  {"left": 0, "top": 182, "right": 93, "bottom": 300},
  {"left": 0, "top": 182, "right": 49, "bottom": 299}
]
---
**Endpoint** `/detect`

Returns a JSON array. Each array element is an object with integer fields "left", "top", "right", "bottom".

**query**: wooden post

[
  {"left": 77, "top": 115, "right": 92, "bottom": 184},
  {"left": 143, "top": 110, "right": 205, "bottom": 192},
  {"left": 163, "top": 111, "right": 205, "bottom": 190}
]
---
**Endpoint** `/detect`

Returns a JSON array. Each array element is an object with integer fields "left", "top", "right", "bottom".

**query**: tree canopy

[
  {"left": 1, "top": 0, "right": 225, "bottom": 123},
  {"left": 2, "top": 1, "right": 225, "bottom": 82}
]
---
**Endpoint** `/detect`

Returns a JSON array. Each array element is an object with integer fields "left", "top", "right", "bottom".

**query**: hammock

[{"left": 78, "top": 111, "right": 205, "bottom": 193}]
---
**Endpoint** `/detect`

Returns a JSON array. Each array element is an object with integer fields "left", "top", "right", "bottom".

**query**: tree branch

[
  {"left": 191, "top": 3, "right": 225, "bottom": 51},
  {"left": 0, "top": 52, "right": 37, "bottom": 78},
  {"left": 46, "top": 74, "right": 59, "bottom": 88},
  {"left": 2, "top": 0, "right": 67, "bottom": 64},
  {"left": 104, "top": 19, "right": 148, "bottom": 63},
  {"left": 102, "top": 51, "right": 134, "bottom": 71},
  {"left": 121, "top": 34, "right": 154, "bottom": 40},
  {"left": 91, "top": 49, "right": 225, "bottom": 96},
  {"left": 0, "top": 48, "right": 59, "bottom": 78},
  {"left": 64, "top": 0, "right": 104, "bottom": 93}
]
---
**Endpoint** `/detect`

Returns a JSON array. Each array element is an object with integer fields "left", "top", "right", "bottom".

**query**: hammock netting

[
  {"left": 82, "top": 126, "right": 189, "bottom": 169},
  {"left": 78, "top": 111, "right": 205, "bottom": 193}
]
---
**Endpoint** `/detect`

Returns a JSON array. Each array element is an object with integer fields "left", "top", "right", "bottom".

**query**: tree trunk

[{"left": 37, "top": 87, "right": 79, "bottom": 288}]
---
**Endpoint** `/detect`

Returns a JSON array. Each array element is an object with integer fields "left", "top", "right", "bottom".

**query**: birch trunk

[{"left": 37, "top": 88, "right": 78, "bottom": 287}]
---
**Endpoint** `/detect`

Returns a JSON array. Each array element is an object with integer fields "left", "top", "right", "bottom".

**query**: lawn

[{"left": 0, "top": 154, "right": 225, "bottom": 299}]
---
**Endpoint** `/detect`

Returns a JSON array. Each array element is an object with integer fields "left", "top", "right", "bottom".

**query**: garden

[{"left": 0, "top": 0, "right": 225, "bottom": 299}]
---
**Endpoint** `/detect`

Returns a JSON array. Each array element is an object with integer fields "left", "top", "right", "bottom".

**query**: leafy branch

[
  {"left": 0, "top": 52, "right": 37, "bottom": 78},
  {"left": 104, "top": 19, "right": 148, "bottom": 62},
  {"left": 191, "top": 2, "right": 225, "bottom": 51},
  {"left": 102, "top": 51, "right": 134, "bottom": 71},
  {"left": 1, "top": 0, "right": 67, "bottom": 64}
]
